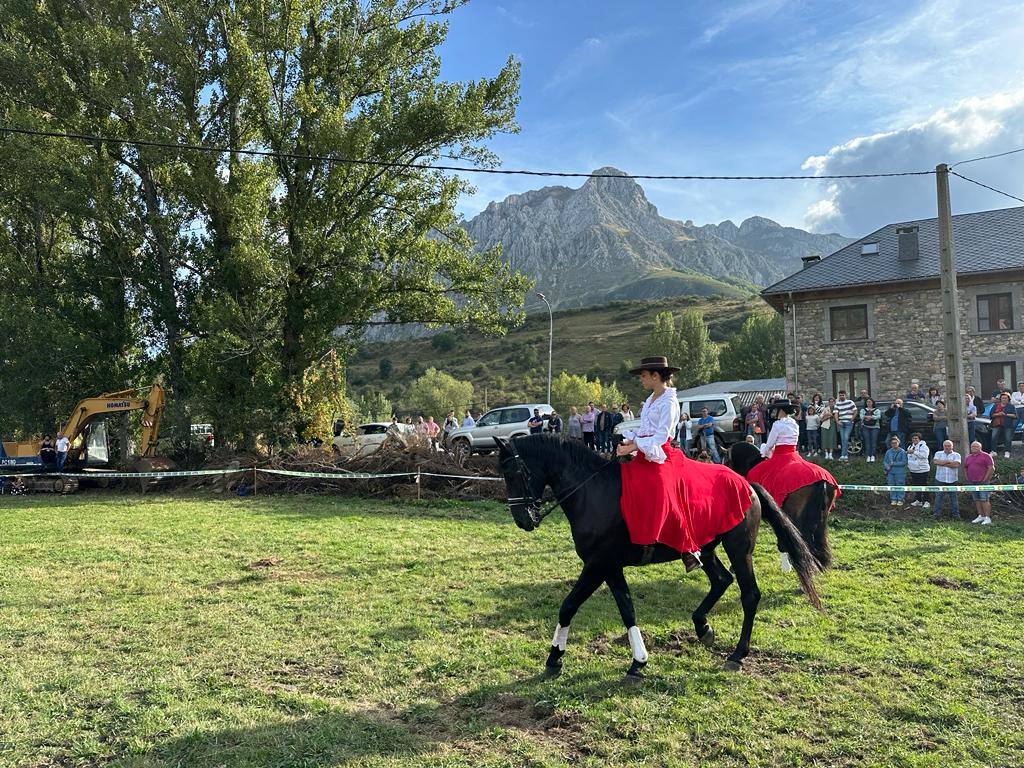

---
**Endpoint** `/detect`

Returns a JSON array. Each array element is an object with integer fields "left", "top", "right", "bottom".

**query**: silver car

[{"left": 446, "top": 403, "right": 554, "bottom": 460}]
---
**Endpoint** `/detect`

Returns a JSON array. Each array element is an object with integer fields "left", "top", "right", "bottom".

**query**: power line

[
  {"left": 949, "top": 170, "right": 1024, "bottom": 205},
  {"left": 0, "top": 125, "right": 936, "bottom": 181},
  {"left": 950, "top": 146, "right": 1024, "bottom": 168}
]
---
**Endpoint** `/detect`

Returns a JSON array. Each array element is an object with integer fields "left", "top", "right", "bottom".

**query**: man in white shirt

[
  {"left": 1012, "top": 382, "right": 1024, "bottom": 408},
  {"left": 905, "top": 432, "right": 931, "bottom": 508},
  {"left": 932, "top": 439, "right": 961, "bottom": 520},
  {"left": 55, "top": 432, "right": 71, "bottom": 471}
]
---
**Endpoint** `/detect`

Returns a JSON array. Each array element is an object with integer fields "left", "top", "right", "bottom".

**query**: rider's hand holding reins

[{"left": 616, "top": 440, "right": 637, "bottom": 457}]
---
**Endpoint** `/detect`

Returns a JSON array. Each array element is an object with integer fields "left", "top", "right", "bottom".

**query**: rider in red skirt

[
  {"left": 616, "top": 357, "right": 752, "bottom": 572},
  {"left": 747, "top": 399, "right": 839, "bottom": 508}
]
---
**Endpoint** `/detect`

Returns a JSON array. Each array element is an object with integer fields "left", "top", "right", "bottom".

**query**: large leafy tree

[
  {"left": 718, "top": 313, "right": 785, "bottom": 380},
  {"left": 647, "top": 309, "right": 719, "bottom": 389},
  {"left": 0, "top": 0, "right": 527, "bottom": 446},
  {"left": 404, "top": 367, "right": 473, "bottom": 418}
]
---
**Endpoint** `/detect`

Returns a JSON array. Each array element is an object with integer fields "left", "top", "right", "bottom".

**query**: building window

[
  {"left": 829, "top": 305, "right": 869, "bottom": 341},
  {"left": 831, "top": 369, "right": 871, "bottom": 398},
  {"left": 977, "top": 293, "right": 1014, "bottom": 331}
]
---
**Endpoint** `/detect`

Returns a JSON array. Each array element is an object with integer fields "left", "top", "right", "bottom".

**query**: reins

[{"left": 506, "top": 438, "right": 616, "bottom": 522}]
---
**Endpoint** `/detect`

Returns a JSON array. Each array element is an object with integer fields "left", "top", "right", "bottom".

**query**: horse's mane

[{"left": 512, "top": 433, "right": 612, "bottom": 473}]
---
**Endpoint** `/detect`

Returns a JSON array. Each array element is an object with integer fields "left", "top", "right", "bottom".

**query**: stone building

[{"left": 761, "top": 206, "right": 1024, "bottom": 399}]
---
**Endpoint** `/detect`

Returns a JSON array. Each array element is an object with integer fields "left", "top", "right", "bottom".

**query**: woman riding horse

[
  {"left": 728, "top": 399, "right": 839, "bottom": 568},
  {"left": 494, "top": 358, "right": 824, "bottom": 678}
]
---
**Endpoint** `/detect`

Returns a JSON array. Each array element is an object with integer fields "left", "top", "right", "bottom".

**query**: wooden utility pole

[{"left": 935, "top": 164, "right": 968, "bottom": 450}]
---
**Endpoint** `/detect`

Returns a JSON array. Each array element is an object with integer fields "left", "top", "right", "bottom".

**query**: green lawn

[{"left": 2, "top": 495, "right": 1023, "bottom": 767}]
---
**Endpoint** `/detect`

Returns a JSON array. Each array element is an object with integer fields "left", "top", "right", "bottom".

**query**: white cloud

[
  {"left": 543, "top": 29, "right": 646, "bottom": 91},
  {"left": 802, "top": 90, "right": 1024, "bottom": 234},
  {"left": 700, "top": 0, "right": 789, "bottom": 43}
]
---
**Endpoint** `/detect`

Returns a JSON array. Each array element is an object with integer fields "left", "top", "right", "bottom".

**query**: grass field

[{"left": 2, "top": 494, "right": 1023, "bottom": 767}]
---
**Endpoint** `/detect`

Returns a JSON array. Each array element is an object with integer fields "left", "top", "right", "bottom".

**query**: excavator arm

[{"left": 62, "top": 383, "right": 167, "bottom": 459}]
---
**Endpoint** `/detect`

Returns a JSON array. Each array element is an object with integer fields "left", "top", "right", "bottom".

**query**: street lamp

[{"left": 536, "top": 292, "right": 553, "bottom": 406}]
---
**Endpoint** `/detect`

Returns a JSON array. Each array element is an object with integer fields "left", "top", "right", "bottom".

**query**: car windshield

[{"left": 476, "top": 411, "right": 500, "bottom": 427}]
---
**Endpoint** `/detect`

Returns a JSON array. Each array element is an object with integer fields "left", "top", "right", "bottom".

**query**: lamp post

[{"left": 536, "top": 292, "right": 553, "bottom": 406}]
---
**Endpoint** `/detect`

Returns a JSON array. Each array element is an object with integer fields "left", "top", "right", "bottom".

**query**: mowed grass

[{"left": 2, "top": 495, "right": 1023, "bottom": 768}]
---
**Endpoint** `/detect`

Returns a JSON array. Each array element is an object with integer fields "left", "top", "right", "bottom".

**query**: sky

[{"left": 437, "top": 0, "right": 1024, "bottom": 237}]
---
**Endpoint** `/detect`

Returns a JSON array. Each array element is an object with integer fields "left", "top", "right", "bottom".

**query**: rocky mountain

[{"left": 463, "top": 167, "right": 852, "bottom": 310}]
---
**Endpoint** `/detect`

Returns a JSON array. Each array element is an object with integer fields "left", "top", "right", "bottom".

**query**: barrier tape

[
  {"left": 56, "top": 468, "right": 247, "bottom": 479},
  {"left": 255, "top": 468, "right": 415, "bottom": 480},
  {"left": 839, "top": 483, "right": 1024, "bottom": 492},
  {"left": 417, "top": 472, "right": 503, "bottom": 482}
]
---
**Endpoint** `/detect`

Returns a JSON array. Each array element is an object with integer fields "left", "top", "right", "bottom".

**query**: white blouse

[
  {"left": 623, "top": 387, "right": 679, "bottom": 463},
  {"left": 760, "top": 415, "right": 799, "bottom": 458}
]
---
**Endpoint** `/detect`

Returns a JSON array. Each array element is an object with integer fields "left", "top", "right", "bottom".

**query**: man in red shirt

[{"left": 963, "top": 441, "right": 995, "bottom": 525}]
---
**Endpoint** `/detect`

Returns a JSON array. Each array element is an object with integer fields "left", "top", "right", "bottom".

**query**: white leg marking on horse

[
  {"left": 627, "top": 625, "right": 648, "bottom": 663},
  {"left": 780, "top": 552, "right": 793, "bottom": 572},
  {"left": 552, "top": 623, "right": 569, "bottom": 651}
]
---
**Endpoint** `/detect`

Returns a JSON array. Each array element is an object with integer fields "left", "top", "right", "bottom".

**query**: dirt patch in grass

[{"left": 927, "top": 575, "right": 978, "bottom": 591}]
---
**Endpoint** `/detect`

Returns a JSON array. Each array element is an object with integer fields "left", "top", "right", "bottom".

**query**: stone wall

[{"left": 782, "top": 280, "right": 1024, "bottom": 398}]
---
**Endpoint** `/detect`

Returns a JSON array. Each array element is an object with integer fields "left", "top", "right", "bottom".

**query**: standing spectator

[
  {"left": 860, "top": 398, "right": 881, "bottom": 462},
  {"left": 805, "top": 394, "right": 822, "bottom": 456},
  {"left": 424, "top": 416, "right": 441, "bottom": 451},
  {"left": 992, "top": 378, "right": 1007, "bottom": 403},
  {"left": 442, "top": 410, "right": 458, "bottom": 445},
  {"left": 595, "top": 404, "right": 611, "bottom": 453},
  {"left": 884, "top": 399, "right": 911, "bottom": 446},
  {"left": 527, "top": 408, "right": 545, "bottom": 435},
  {"left": 609, "top": 404, "right": 624, "bottom": 442},
  {"left": 856, "top": 388, "right": 871, "bottom": 409},
  {"left": 462, "top": 410, "right": 475, "bottom": 428},
  {"left": 834, "top": 390, "right": 857, "bottom": 461},
  {"left": 819, "top": 397, "right": 837, "bottom": 460},
  {"left": 415, "top": 415, "right": 427, "bottom": 435},
  {"left": 905, "top": 382, "right": 926, "bottom": 402},
  {"left": 932, "top": 439, "right": 961, "bottom": 521},
  {"left": 792, "top": 392, "right": 808, "bottom": 452},
  {"left": 676, "top": 411, "right": 692, "bottom": 454},
  {"left": 927, "top": 386, "right": 941, "bottom": 406},
  {"left": 621, "top": 403, "right": 635, "bottom": 420},
  {"left": 744, "top": 396, "right": 767, "bottom": 445},
  {"left": 55, "top": 432, "right": 70, "bottom": 471},
  {"left": 990, "top": 392, "right": 1017, "bottom": 458},
  {"left": 1011, "top": 381, "right": 1024, "bottom": 409},
  {"left": 883, "top": 436, "right": 908, "bottom": 506},
  {"left": 906, "top": 433, "right": 931, "bottom": 508},
  {"left": 546, "top": 411, "right": 563, "bottom": 434},
  {"left": 930, "top": 399, "right": 948, "bottom": 445},
  {"left": 966, "top": 396, "right": 978, "bottom": 446},
  {"left": 966, "top": 386, "right": 984, "bottom": 413},
  {"left": 695, "top": 407, "right": 721, "bottom": 463},
  {"left": 567, "top": 406, "right": 583, "bottom": 440},
  {"left": 964, "top": 441, "right": 995, "bottom": 525},
  {"left": 39, "top": 434, "right": 56, "bottom": 465},
  {"left": 581, "top": 403, "right": 597, "bottom": 449}
]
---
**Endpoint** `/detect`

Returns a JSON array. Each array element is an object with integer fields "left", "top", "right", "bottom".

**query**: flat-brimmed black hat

[
  {"left": 629, "top": 356, "right": 681, "bottom": 375},
  {"left": 768, "top": 398, "right": 796, "bottom": 414}
]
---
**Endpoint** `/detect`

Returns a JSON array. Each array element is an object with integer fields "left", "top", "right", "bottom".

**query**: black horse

[
  {"left": 725, "top": 441, "right": 836, "bottom": 569},
  {"left": 494, "top": 434, "right": 822, "bottom": 678}
]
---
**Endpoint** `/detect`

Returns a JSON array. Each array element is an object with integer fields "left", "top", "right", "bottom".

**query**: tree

[
  {"left": 718, "top": 313, "right": 785, "bottom": 380},
  {"left": 550, "top": 372, "right": 625, "bottom": 415},
  {"left": 379, "top": 358, "right": 394, "bottom": 378},
  {"left": 431, "top": 331, "right": 456, "bottom": 352},
  {"left": 405, "top": 368, "right": 473, "bottom": 419},
  {"left": 648, "top": 309, "right": 719, "bottom": 389},
  {"left": 0, "top": 0, "right": 528, "bottom": 446}
]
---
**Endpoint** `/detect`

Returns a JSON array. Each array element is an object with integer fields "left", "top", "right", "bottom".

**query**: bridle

[{"left": 503, "top": 438, "right": 613, "bottom": 527}]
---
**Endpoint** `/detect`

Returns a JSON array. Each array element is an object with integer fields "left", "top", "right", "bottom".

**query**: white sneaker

[
  {"left": 921, "top": 502, "right": 930, "bottom": 509},
  {"left": 1004, "top": 452, "right": 1011, "bottom": 459},
  {"left": 971, "top": 515, "right": 984, "bottom": 523},
  {"left": 981, "top": 517, "right": 992, "bottom": 525},
  {"left": 910, "top": 501, "right": 922, "bottom": 507}
]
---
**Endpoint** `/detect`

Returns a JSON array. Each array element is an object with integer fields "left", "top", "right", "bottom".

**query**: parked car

[
  {"left": 851, "top": 401, "right": 992, "bottom": 455},
  {"left": 332, "top": 421, "right": 414, "bottom": 456},
  {"left": 614, "top": 392, "right": 744, "bottom": 453},
  {"left": 445, "top": 403, "right": 553, "bottom": 460}
]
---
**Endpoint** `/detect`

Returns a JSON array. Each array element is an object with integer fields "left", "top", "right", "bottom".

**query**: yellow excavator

[{"left": 1, "top": 381, "right": 170, "bottom": 492}]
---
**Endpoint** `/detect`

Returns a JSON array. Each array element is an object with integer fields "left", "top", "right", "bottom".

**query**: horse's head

[
  {"left": 493, "top": 436, "right": 548, "bottom": 531},
  {"left": 725, "top": 440, "right": 763, "bottom": 477}
]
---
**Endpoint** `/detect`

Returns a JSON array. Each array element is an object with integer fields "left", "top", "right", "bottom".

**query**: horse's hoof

[
  {"left": 543, "top": 665, "right": 562, "bottom": 679},
  {"left": 698, "top": 627, "right": 715, "bottom": 648},
  {"left": 723, "top": 659, "right": 743, "bottom": 672},
  {"left": 623, "top": 671, "right": 645, "bottom": 684}
]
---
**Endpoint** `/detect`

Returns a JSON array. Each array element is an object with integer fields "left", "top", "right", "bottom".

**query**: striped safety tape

[
  {"left": 839, "top": 483, "right": 1024, "bottom": 492},
  {"left": 57, "top": 468, "right": 247, "bottom": 479}
]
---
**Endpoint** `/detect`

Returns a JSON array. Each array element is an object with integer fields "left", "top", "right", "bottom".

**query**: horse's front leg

[
  {"left": 545, "top": 563, "right": 605, "bottom": 677},
  {"left": 606, "top": 568, "right": 648, "bottom": 681}
]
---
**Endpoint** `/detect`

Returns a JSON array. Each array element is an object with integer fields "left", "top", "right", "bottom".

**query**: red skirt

[
  {"left": 746, "top": 444, "right": 840, "bottom": 508},
  {"left": 620, "top": 442, "right": 752, "bottom": 552}
]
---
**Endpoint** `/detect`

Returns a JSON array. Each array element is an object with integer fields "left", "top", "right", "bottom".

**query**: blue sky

[{"left": 439, "top": 0, "right": 1024, "bottom": 236}]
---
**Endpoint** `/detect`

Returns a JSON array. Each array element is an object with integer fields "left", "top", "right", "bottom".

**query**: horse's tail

[
  {"left": 797, "top": 480, "right": 833, "bottom": 569},
  {"left": 752, "top": 482, "right": 824, "bottom": 612}
]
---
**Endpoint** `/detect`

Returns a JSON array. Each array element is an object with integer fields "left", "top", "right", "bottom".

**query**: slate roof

[{"left": 762, "top": 205, "right": 1024, "bottom": 297}]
